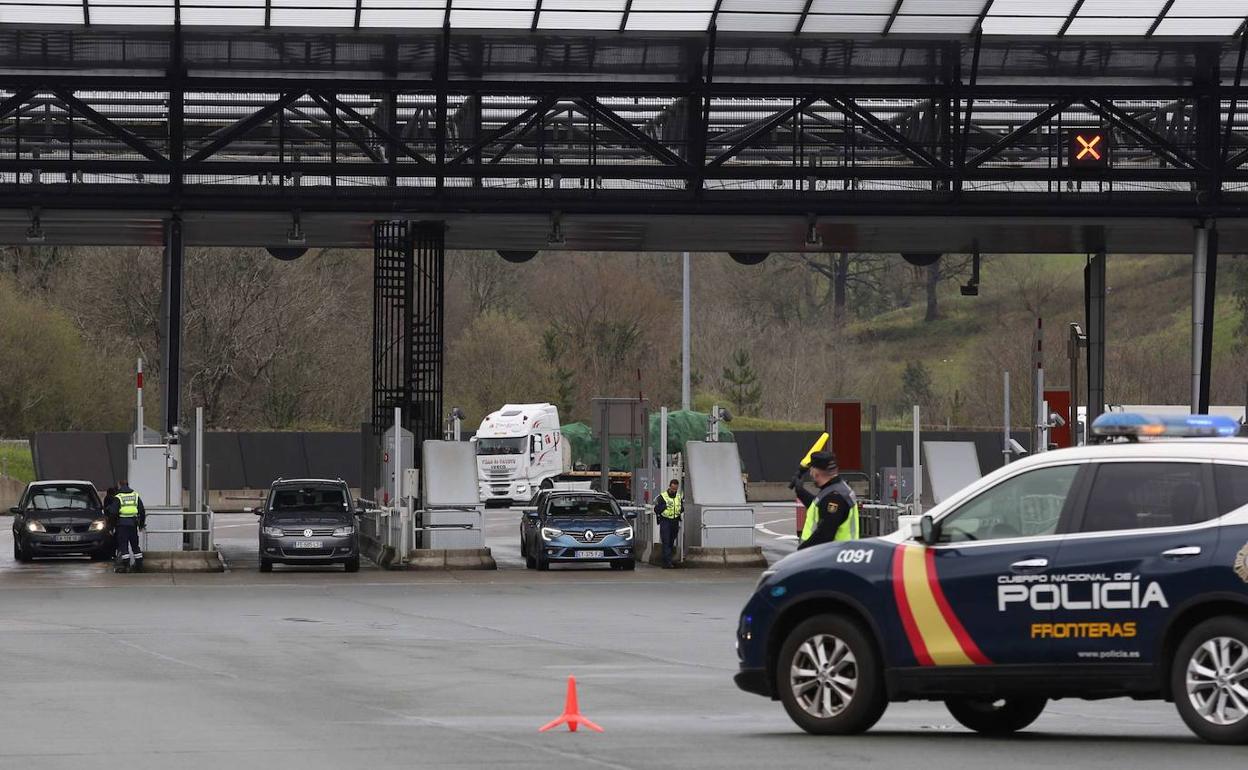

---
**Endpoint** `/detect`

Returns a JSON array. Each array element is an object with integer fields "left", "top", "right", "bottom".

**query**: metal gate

[{"left": 371, "top": 221, "right": 445, "bottom": 477}]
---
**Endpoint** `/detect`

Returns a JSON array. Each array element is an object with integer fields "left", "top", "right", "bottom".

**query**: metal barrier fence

[
  {"left": 860, "top": 503, "right": 902, "bottom": 538},
  {"left": 141, "top": 510, "right": 214, "bottom": 551},
  {"left": 358, "top": 506, "right": 485, "bottom": 566}
]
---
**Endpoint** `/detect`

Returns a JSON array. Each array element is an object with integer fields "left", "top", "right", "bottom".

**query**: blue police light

[{"left": 1091, "top": 412, "right": 1241, "bottom": 439}]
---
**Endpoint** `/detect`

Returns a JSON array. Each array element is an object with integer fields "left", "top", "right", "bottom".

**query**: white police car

[{"left": 735, "top": 413, "right": 1248, "bottom": 743}]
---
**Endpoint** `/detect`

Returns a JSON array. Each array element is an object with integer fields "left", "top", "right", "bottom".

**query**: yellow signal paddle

[{"left": 799, "top": 432, "right": 830, "bottom": 468}]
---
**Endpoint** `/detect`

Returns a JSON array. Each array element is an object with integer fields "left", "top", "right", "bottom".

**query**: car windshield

[
  {"left": 27, "top": 485, "right": 98, "bottom": 511},
  {"left": 477, "top": 437, "right": 526, "bottom": 456},
  {"left": 546, "top": 498, "right": 619, "bottom": 519},
  {"left": 270, "top": 487, "right": 348, "bottom": 513}
]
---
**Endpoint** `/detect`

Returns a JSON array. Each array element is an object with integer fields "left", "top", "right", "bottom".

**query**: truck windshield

[{"left": 476, "top": 437, "right": 527, "bottom": 456}]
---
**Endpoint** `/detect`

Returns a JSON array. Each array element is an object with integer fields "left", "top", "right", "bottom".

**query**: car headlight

[
  {"left": 262, "top": 526, "right": 284, "bottom": 538},
  {"left": 541, "top": 526, "right": 563, "bottom": 541},
  {"left": 516, "top": 484, "right": 528, "bottom": 492},
  {"left": 332, "top": 526, "right": 354, "bottom": 537},
  {"left": 25, "top": 520, "right": 45, "bottom": 533},
  {"left": 614, "top": 526, "right": 633, "bottom": 539},
  {"left": 89, "top": 519, "right": 107, "bottom": 532}
]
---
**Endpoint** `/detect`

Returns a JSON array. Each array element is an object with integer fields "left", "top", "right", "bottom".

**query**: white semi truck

[{"left": 473, "top": 403, "right": 631, "bottom": 505}]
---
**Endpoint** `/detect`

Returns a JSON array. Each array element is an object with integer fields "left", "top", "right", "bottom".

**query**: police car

[{"left": 735, "top": 413, "right": 1248, "bottom": 744}]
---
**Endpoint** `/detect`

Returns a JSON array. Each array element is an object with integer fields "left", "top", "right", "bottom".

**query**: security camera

[
  {"left": 450, "top": 407, "right": 466, "bottom": 420},
  {"left": 1008, "top": 438, "right": 1029, "bottom": 456},
  {"left": 718, "top": 407, "right": 733, "bottom": 423},
  {"left": 1048, "top": 413, "right": 1066, "bottom": 428}
]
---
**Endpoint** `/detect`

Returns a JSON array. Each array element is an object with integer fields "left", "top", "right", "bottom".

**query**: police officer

[
  {"left": 109, "top": 480, "right": 146, "bottom": 572},
  {"left": 653, "top": 479, "right": 683, "bottom": 569},
  {"left": 791, "top": 451, "right": 859, "bottom": 550}
]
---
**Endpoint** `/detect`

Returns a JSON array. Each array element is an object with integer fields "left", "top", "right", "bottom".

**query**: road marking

[{"left": 755, "top": 518, "right": 798, "bottom": 542}]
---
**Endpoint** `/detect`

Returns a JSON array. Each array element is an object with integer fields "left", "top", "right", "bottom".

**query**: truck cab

[{"left": 475, "top": 403, "right": 566, "bottom": 505}]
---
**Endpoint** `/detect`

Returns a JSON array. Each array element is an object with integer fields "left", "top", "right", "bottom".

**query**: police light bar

[{"left": 1090, "top": 412, "right": 1241, "bottom": 440}]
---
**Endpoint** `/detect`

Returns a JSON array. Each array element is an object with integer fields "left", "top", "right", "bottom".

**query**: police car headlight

[
  {"left": 262, "top": 526, "right": 284, "bottom": 538},
  {"left": 614, "top": 526, "right": 633, "bottom": 539},
  {"left": 89, "top": 519, "right": 107, "bottom": 532},
  {"left": 25, "top": 520, "right": 45, "bottom": 533},
  {"left": 332, "top": 526, "right": 354, "bottom": 537},
  {"left": 541, "top": 526, "right": 563, "bottom": 541}
]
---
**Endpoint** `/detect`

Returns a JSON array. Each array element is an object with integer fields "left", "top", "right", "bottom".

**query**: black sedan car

[
  {"left": 11, "top": 480, "right": 113, "bottom": 562},
  {"left": 256, "top": 479, "right": 361, "bottom": 572},
  {"left": 520, "top": 491, "right": 636, "bottom": 571}
]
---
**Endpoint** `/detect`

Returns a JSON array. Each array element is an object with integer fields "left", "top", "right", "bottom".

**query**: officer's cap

[{"left": 809, "top": 451, "right": 839, "bottom": 472}]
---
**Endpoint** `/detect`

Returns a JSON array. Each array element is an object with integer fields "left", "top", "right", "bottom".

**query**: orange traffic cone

[{"left": 538, "top": 675, "right": 603, "bottom": 733}]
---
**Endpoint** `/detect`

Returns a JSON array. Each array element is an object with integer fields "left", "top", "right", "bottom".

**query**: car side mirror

[
  {"left": 246, "top": 507, "right": 261, "bottom": 515},
  {"left": 8, "top": 506, "right": 18, "bottom": 515},
  {"left": 918, "top": 514, "right": 937, "bottom": 545},
  {"left": 624, "top": 511, "right": 638, "bottom": 521}
]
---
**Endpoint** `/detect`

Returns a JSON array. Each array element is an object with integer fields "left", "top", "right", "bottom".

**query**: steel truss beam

[{"left": 0, "top": 72, "right": 1247, "bottom": 220}]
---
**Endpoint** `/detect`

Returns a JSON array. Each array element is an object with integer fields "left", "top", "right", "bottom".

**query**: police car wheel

[
  {"left": 1172, "top": 617, "right": 1248, "bottom": 744},
  {"left": 944, "top": 697, "right": 1046, "bottom": 735},
  {"left": 777, "top": 614, "right": 887, "bottom": 735},
  {"left": 259, "top": 559, "right": 273, "bottom": 573}
]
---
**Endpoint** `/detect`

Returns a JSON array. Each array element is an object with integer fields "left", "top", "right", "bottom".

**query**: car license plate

[
  {"left": 294, "top": 540, "right": 323, "bottom": 549},
  {"left": 53, "top": 534, "right": 81, "bottom": 542},
  {"left": 577, "top": 550, "right": 605, "bottom": 558}
]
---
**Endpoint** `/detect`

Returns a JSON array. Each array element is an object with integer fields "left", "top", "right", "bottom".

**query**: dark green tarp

[{"left": 560, "top": 410, "right": 733, "bottom": 471}]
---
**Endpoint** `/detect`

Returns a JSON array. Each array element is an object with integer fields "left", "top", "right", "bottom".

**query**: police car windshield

[
  {"left": 546, "top": 498, "right": 619, "bottom": 519},
  {"left": 477, "top": 438, "right": 526, "bottom": 456},
  {"left": 27, "top": 485, "right": 98, "bottom": 511}
]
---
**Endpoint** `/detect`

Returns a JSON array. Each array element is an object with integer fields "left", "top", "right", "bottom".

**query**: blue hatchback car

[
  {"left": 736, "top": 415, "right": 1248, "bottom": 744},
  {"left": 520, "top": 491, "right": 636, "bottom": 571}
]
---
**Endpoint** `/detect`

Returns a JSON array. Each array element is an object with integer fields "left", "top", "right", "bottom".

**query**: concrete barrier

[
  {"left": 408, "top": 548, "right": 497, "bottom": 570},
  {"left": 142, "top": 550, "right": 226, "bottom": 573},
  {"left": 681, "top": 546, "right": 768, "bottom": 569},
  {"left": 360, "top": 533, "right": 495, "bottom": 570},
  {"left": 746, "top": 482, "right": 797, "bottom": 503},
  {"left": 0, "top": 476, "right": 24, "bottom": 510}
]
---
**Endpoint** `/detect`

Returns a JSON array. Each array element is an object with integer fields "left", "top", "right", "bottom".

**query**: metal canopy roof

[{"left": 2, "top": 0, "right": 1246, "bottom": 37}]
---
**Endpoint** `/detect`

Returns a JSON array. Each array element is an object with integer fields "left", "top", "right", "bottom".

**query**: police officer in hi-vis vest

[
  {"left": 108, "top": 480, "right": 146, "bottom": 572},
  {"left": 653, "top": 479, "right": 684, "bottom": 569},
  {"left": 791, "top": 451, "right": 859, "bottom": 550}
]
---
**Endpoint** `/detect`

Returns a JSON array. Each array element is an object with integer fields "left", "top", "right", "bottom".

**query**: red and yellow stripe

[{"left": 891, "top": 544, "right": 991, "bottom": 667}]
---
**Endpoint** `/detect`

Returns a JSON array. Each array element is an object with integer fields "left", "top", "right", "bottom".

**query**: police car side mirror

[{"left": 918, "top": 514, "right": 937, "bottom": 546}]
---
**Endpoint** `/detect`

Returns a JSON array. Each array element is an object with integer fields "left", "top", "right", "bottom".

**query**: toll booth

[
  {"left": 418, "top": 440, "right": 485, "bottom": 551},
  {"left": 679, "top": 441, "right": 766, "bottom": 567},
  {"left": 128, "top": 442, "right": 184, "bottom": 551}
]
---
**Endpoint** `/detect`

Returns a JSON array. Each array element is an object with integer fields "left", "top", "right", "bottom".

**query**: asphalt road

[{"left": 0, "top": 513, "right": 1239, "bottom": 769}]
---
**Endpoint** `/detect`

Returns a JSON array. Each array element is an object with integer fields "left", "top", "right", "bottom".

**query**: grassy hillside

[
  {"left": 0, "top": 443, "right": 34, "bottom": 483},
  {"left": 838, "top": 253, "right": 1244, "bottom": 428}
]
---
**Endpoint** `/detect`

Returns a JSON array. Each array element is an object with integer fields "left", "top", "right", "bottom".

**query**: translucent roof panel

[
  {"left": 0, "top": 3, "right": 85, "bottom": 23},
  {"left": 0, "top": 0, "right": 1240, "bottom": 37},
  {"left": 182, "top": 0, "right": 267, "bottom": 26}
]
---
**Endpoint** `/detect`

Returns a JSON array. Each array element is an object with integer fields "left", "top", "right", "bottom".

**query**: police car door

[
  {"left": 902, "top": 463, "right": 1083, "bottom": 667},
  {"left": 1047, "top": 460, "right": 1217, "bottom": 667}
]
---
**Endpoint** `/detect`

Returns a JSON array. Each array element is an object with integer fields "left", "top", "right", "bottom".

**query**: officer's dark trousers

[
  {"left": 659, "top": 516, "right": 680, "bottom": 567},
  {"left": 116, "top": 521, "right": 143, "bottom": 569}
]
